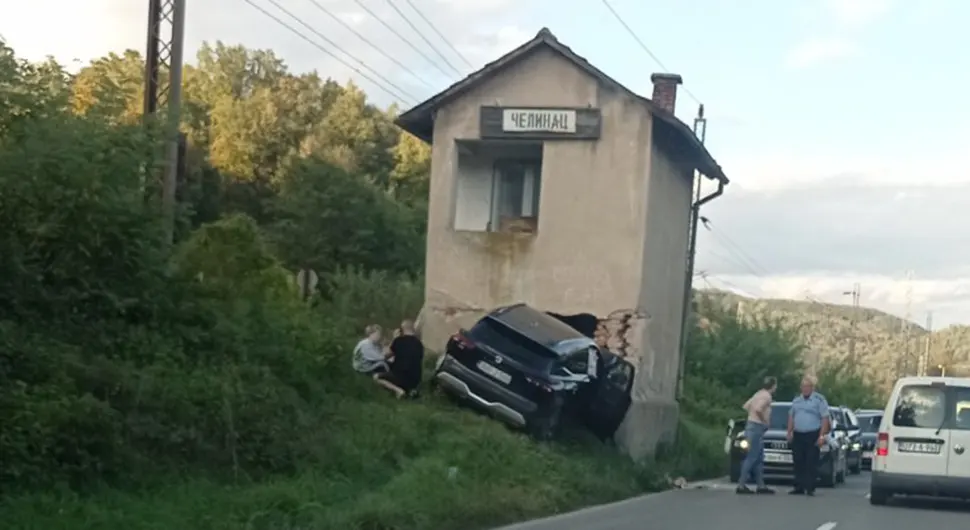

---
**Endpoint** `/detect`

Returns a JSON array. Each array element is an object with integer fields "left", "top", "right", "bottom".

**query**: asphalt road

[{"left": 494, "top": 473, "right": 970, "bottom": 530}]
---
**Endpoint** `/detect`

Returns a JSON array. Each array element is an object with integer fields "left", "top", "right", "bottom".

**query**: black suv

[
  {"left": 432, "top": 303, "right": 635, "bottom": 440},
  {"left": 726, "top": 402, "right": 847, "bottom": 487},
  {"left": 855, "top": 411, "right": 882, "bottom": 470},
  {"left": 829, "top": 405, "right": 863, "bottom": 475}
]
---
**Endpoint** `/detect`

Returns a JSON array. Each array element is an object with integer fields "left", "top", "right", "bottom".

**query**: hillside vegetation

[
  {"left": 697, "top": 289, "right": 970, "bottom": 390},
  {"left": 0, "top": 39, "right": 882, "bottom": 529}
]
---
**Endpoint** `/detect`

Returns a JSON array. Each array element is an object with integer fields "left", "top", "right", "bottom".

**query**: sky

[{"left": 4, "top": 0, "right": 970, "bottom": 327}]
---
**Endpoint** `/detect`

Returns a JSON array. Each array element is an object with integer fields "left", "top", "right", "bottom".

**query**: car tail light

[
  {"left": 876, "top": 432, "right": 889, "bottom": 457},
  {"left": 451, "top": 331, "right": 475, "bottom": 351}
]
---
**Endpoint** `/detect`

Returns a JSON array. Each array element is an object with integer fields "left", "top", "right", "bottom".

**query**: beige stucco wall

[
  {"left": 634, "top": 144, "right": 694, "bottom": 400},
  {"left": 421, "top": 46, "right": 655, "bottom": 348},
  {"left": 611, "top": 142, "right": 694, "bottom": 459},
  {"left": 416, "top": 45, "right": 700, "bottom": 458}
]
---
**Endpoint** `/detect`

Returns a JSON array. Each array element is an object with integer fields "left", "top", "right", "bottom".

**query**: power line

[
  {"left": 266, "top": 0, "right": 419, "bottom": 103},
  {"left": 244, "top": 0, "right": 417, "bottom": 105},
  {"left": 383, "top": 0, "right": 463, "bottom": 76},
  {"left": 350, "top": 0, "right": 455, "bottom": 80},
  {"left": 400, "top": 0, "right": 474, "bottom": 69},
  {"left": 598, "top": 0, "right": 701, "bottom": 106},
  {"left": 305, "top": 0, "right": 435, "bottom": 90}
]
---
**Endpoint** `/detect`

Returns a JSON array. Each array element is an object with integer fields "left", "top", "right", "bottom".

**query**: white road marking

[{"left": 816, "top": 522, "right": 837, "bottom": 530}]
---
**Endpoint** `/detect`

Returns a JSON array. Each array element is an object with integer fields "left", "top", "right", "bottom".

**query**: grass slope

[{"left": 2, "top": 375, "right": 723, "bottom": 530}]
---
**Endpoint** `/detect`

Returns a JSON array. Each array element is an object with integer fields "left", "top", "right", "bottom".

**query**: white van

[{"left": 870, "top": 376, "right": 970, "bottom": 505}]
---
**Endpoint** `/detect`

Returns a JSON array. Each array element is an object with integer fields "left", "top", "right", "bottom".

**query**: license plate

[
  {"left": 862, "top": 451, "right": 873, "bottom": 459},
  {"left": 476, "top": 361, "right": 512, "bottom": 385},
  {"left": 764, "top": 452, "right": 792, "bottom": 464},
  {"left": 897, "top": 441, "right": 941, "bottom": 454}
]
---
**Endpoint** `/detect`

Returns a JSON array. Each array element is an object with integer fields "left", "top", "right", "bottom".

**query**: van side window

[
  {"left": 893, "top": 385, "right": 946, "bottom": 428},
  {"left": 953, "top": 388, "right": 970, "bottom": 430}
]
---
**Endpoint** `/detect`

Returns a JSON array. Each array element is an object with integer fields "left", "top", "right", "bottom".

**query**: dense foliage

[
  {"left": 0, "top": 39, "right": 882, "bottom": 529},
  {"left": 683, "top": 293, "right": 886, "bottom": 427},
  {"left": 699, "top": 289, "right": 968, "bottom": 390}
]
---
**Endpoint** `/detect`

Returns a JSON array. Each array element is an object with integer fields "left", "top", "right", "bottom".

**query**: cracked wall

[{"left": 416, "top": 45, "right": 696, "bottom": 459}]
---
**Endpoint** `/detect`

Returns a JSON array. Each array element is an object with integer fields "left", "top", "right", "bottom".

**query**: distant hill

[{"left": 692, "top": 289, "right": 970, "bottom": 390}]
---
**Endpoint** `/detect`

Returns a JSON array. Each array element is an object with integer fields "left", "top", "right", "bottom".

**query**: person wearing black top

[{"left": 374, "top": 319, "right": 424, "bottom": 399}]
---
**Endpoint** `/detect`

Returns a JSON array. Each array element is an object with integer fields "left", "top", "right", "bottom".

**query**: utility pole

[
  {"left": 842, "top": 283, "right": 861, "bottom": 365},
  {"left": 676, "top": 104, "right": 725, "bottom": 400},
  {"left": 144, "top": 0, "right": 187, "bottom": 243},
  {"left": 919, "top": 311, "right": 933, "bottom": 376}
]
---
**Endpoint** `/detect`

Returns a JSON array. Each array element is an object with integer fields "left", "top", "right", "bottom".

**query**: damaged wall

[
  {"left": 417, "top": 45, "right": 698, "bottom": 460},
  {"left": 596, "top": 309, "right": 648, "bottom": 361},
  {"left": 420, "top": 46, "right": 654, "bottom": 350},
  {"left": 613, "top": 134, "right": 695, "bottom": 460}
]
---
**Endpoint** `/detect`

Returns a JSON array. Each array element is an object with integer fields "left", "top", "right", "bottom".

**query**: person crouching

[{"left": 374, "top": 319, "right": 424, "bottom": 399}]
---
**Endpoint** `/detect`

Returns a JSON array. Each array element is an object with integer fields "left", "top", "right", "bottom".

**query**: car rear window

[
  {"left": 858, "top": 414, "right": 882, "bottom": 432},
  {"left": 892, "top": 384, "right": 946, "bottom": 428},
  {"left": 466, "top": 317, "right": 555, "bottom": 370}
]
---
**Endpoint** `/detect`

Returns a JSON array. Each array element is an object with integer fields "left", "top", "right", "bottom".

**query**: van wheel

[{"left": 869, "top": 488, "right": 889, "bottom": 506}]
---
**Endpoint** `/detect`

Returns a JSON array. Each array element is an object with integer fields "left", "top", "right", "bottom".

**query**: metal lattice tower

[{"left": 143, "top": 0, "right": 186, "bottom": 242}]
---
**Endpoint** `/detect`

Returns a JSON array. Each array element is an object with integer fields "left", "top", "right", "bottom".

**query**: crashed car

[
  {"left": 432, "top": 303, "right": 635, "bottom": 440},
  {"left": 726, "top": 401, "right": 848, "bottom": 487}
]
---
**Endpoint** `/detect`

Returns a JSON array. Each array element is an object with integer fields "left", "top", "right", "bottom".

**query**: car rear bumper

[
  {"left": 435, "top": 355, "right": 538, "bottom": 428},
  {"left": 871, "top": 471, "right": 970, "bottom": 498}
]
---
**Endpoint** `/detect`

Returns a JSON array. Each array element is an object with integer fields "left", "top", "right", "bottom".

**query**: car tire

[
  {"left": 529, "top": 398, "right": 564, "bottom": 442},
  {"left": 869, "top": 488, "right": 890, "bottom": 506},
  {"left": 820, "top": 462, "right": 837, "bottom": 488}
]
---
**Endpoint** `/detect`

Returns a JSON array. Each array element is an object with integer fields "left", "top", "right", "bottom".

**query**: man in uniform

[{"left": 787, "top": 375, "right": 830, "bottom": 496}]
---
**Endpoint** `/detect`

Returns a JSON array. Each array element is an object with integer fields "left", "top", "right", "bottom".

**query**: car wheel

[
  {"left": 820, "top": 462, "right": 836, "bottom": 488},
  {"left": 529, "top": 399, "right": 564, "bottom": 442},
  {"left": 869, "top": 488, "right": 890, "bottom": 506}
]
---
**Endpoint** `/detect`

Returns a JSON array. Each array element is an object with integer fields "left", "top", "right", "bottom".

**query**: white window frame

[{"left": 487, "top": 158, "right": 542, "bottom": 232}]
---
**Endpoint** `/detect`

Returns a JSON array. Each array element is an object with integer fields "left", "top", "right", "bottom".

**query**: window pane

[
  {"left": 892, "top": 385, "right": 946, "bottom": 428},
  {"left": 497, "top": 165, "right": 524, "bottom": 218},
  {"left": 858, "top": 414, "right": 882, "bottom": 432},
  {"left": 953, "top": 388, "right": 970, "bottom": 430}
]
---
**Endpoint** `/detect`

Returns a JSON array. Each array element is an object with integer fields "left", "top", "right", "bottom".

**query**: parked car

[
  {"left": 870, "top": 376, "right": 970, "bottom": 506},
  {"left": 829, "top": 405, "right": 863, "bottom": 474},
  {"left": 726, "top": 402, "right": 847, "bottom": 487},
  {"left": 432, "top": 303, "right": 635, "bottom": 440},
  {"left": 856, "top": 411, "right": 883, "bottom": 470}
]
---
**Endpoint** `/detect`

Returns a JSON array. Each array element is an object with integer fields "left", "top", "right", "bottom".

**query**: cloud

[
  {"left": 2, "top": 0, "right": 536, "bottom": 106},
  {"left": 717, "top": 143, "right": 970, "bottom": 190},
  {"left": 694, "top": 180, "right": 970, "bottom": 327},
  {"left": 822, "top": 0, "right": 892, "bottom": 26},
  {"left": 784, "top": 36, "right": 861, "bottom": 69}
]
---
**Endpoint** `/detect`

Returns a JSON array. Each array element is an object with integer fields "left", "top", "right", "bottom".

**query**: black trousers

[{"left": 791, "top": 430, "right": 821, "bottom": 491}]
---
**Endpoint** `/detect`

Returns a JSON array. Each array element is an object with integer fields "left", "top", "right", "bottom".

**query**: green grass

[{"left": 1, "top": 374, "right": 724, "bottom": 530}]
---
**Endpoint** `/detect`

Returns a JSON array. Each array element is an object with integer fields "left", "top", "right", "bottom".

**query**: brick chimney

[{"left": 650, "top": 73, "right": 683, "bottom": 114}]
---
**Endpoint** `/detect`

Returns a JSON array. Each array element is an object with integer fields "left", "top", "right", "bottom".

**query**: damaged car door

[{"left": 581, "top": 350, "right": 635, "bottom": 440}]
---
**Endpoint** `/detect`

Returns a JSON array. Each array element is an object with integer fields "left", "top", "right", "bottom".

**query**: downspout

[{"left": 675, "top": 105, "right": 725, "bottom": 400}]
